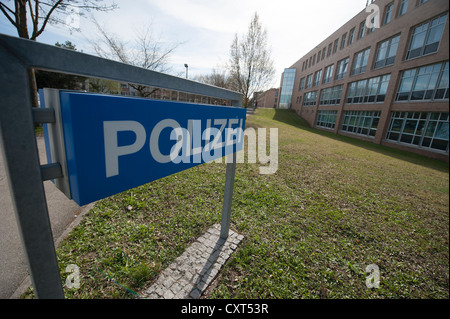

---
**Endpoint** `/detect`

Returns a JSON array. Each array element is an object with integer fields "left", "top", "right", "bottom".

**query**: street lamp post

[{"left": 184, "top": 64, "right": 188, "bottom": 79}]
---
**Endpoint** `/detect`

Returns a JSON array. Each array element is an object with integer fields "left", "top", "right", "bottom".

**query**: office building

[
  {"left": 278, "top": 0, "right": 449, "bottom": 160},
  {"left": 255, "top": 88, "right": 280, "bottom": 108}
]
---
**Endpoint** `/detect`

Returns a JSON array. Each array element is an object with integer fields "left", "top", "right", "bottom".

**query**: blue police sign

[{"left": 42, "top": 90, "right": 246, "bottom": 206}]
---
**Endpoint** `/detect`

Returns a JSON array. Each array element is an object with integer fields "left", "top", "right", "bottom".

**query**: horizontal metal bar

[
  {"left": 0, "top": 33, "right": 243, "bottom": 106},
  {"left": 32, "top": 108, "right": 55, "bottom": 123},
  {"left": 40, "top": 163, "right": 63, "bottom": 181}
]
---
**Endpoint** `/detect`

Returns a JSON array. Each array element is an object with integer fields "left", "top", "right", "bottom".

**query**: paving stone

[
  {"left": 163, "top": 289, "right": 175, "bottom": 299},
  {"left": 189, "top": 288, "right": 201, "bottom": 299},
  {"left": 143, "top": 224, "right": 243, "bottom": 299}
]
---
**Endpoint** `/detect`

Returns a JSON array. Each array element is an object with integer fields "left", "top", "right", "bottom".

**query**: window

[
  {"left": 314, "top": 70, "right": 322, "bottom": 87},
  {"left": 312, "top": 54, "right": 316, "bottom": 66},
  {"left": 299, "top": 77, "right": 306, "bottom": 91},
  {"left": 341, "top": 111, "right": 381, "bottom": 137},
  {"left": 384, "top": 2, "right": 394, "bottom": 25},
  {"left": 278, "top": 68, "right": 296, "bottom": 109},
  {"left": 317, "top": 50, "right": 321, "bottom": 63},
  {"left": 322, "top": 48, "right": 326, "bottom": 60},
  {"left": 374, "top": 34, "right": 400, "bottom": 69},
  {"left": 351, "top": 48, "right": 371, "bottom": 75},
  {"left": 327, "top": 43, "right": 333, "bottom": 57},
  {"left": 323, "top": 64, "right": 334, "bottom": 84},
  {"left": 367, "top": 16, "right": 376, "bottom": 34},
  {"left": 305, "top": 73, "right": 313, "bottom": 89},
  {"left": 386, "top": 112, "right": 449, "bottom": 152},
  {"left": 319, "top": 85, "right": 343, "bottom": 105},
  {"left": 398, "top": 0, "right": 409, "bottom": 16},
  {"left": 395, "top": 61, "right": 449, "bottom": 101},
  {"left": 303, "top": 91, "right": 318, "bottom": 106},
  {"left": 358, "top": 21, "right": 366, "bottom": 39},
  {"left": 336, "top": 57, "right": 350, "bottom": 80},
  {"left": 418, "top": 0, "right": 428, "bottom": 6},
  {"left": 406, "top": 13, "right": 448, "bottom": 60},
  {"left": 346, "top": 74, "right": 391, "bottom": 104},
  {"left": 341, "top": 33, "right": 347, "bottom": 49},
  {"left": 333, "top": 39, "right": 339, "bottom": 54},
  {"left": 348, "top": 28, "right": 355, "bottom": 45},
  {"left": 316, "top": 110, "right": 338, "bottom": 129}
]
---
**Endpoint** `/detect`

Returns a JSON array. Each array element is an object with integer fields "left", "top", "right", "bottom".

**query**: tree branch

[
  {"left": 0, "top": 2, "right": 18, "bottom": 28},
  {"left": 33, "top": 0, "right": 64, "bottom": 39},
  {"left": 28, "top": 0, "right": 39, "bottom": 38}
]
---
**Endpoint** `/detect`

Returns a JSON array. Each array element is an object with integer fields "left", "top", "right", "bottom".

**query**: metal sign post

[
  {"left": 220, "top": 153, "right": 237, "bottom": 239},
  {"left": 0, "top": 33, "right": 243, "bottom": 298}
]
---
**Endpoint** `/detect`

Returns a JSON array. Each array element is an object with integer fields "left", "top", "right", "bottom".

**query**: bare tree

[
  {"left": 88, "top": 77, "right": 119, "bottom": 94},
  {"left": 0, "top": 0, "right": 117, "bottom": 40},
  {"left": 0, "top": 0, "right": 117, "bottom": 106},
  {"left": 227, "top": 12, "right": 275, "bottom": 107},
  {"left": 91, "top": 19, "right": 180, "bottom": 98},
  {"left": 194, "top": 68, "right": 231, "bottom": 89}
]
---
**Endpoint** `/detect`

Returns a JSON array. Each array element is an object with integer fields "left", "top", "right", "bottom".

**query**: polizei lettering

[{"left": 103, "top": 118, "right": 244, "bottom": 178}]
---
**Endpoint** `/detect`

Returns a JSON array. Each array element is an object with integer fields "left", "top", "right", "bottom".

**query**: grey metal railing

[{"left": 0, "top": 33, "right": 242, "bottom": 299}]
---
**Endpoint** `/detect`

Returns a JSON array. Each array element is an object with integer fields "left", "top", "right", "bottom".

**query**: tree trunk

[
  {"left": 14, "top": 1, "right": 38, "bottom": 107},
  {"left": 28, "top": 68, "right": 39, "bottom": 107}
]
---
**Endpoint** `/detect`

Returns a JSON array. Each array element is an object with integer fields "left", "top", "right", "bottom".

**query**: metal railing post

[{"left": 0, "top": 45, "right": 64, "bottom": 298}]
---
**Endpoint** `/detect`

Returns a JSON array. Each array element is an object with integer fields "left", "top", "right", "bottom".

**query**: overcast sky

[{"left": 0, "top": 0, "right": 368, "bottom": 89}]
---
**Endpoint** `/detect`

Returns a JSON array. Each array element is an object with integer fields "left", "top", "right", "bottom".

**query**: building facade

[
  {"left": 279, "top": 0, "right": 449, "bottom": 160},
  {"left": 255, "top": 88, "right": 280, "bottom": 108}
]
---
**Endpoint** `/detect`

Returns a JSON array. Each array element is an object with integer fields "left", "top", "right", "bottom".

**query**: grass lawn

[{"left": 33, "top": 108, "right": 448, "bottom": 299}]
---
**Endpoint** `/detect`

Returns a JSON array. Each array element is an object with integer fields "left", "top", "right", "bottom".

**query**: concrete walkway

[
  {"left": 0, "top": 136, "right": 92, "bottom": 299},
  {"left": 144, "top": 224, "right": 243, "bottom": 299}
]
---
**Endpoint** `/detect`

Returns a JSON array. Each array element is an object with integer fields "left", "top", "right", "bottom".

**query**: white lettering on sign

[
  {"left": 103, "top": 121, "right": 146, "bottom": 178},
  {"left": 103, "top": 119, "right": 244, "bottom": 178},
  {"left": 149, "top": 119, "right": 181, "bottom": 164}
]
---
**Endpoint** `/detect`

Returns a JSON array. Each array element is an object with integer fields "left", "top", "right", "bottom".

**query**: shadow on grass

[{"left": 261, "top": 109, "right": 449, "bottom": 173}]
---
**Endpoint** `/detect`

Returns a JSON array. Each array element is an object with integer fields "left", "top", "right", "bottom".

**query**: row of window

[
  {"left": 396, "top": 61, "right": 449, "bottom": 101},
  {"left": 406, "top": 13, "right": 448, "bottom": 60},
  {"left": 315, "top": 110, "right": 449, "bottom": 153},
  {"left": 303, "top": 91, "right": 318, "bottom": 106},
  {"left": 300, "top": 60, "right": 449, "bottom": 106},
  {"left": 346, "top": 74, "right": 391, "bottom": 104},
  {"left": 298, "top": 11, "right": 448, "bottom": 92},
  {"left": 342, "top": 111, "right": 381, "bottom": 137},
  {"left": 386, "top": 111, "right": 449, "bottom": 151},
  {"left": 374, "top": 34, "right": 400, "bottom": 69},
  {"left": 301, "top": 0, "right": 430, "bottom": 73},
  {"left": 316, "top": 110, "right": 338, "bottom": 129},
  {"left": 319, "top": 85, "right": 343, "bottom": 106}
]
